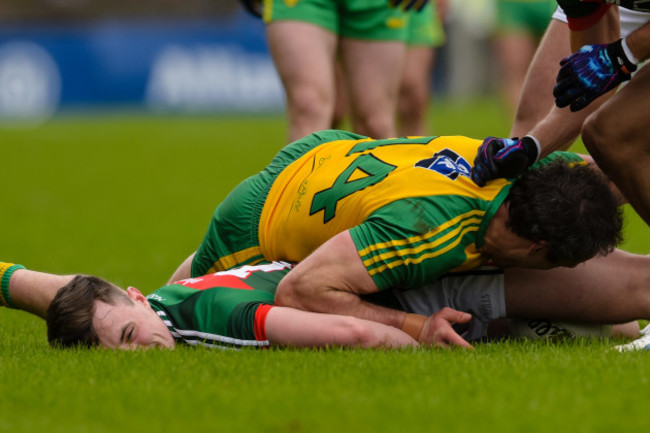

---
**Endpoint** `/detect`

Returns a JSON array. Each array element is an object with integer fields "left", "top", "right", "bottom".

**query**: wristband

[
  {"left": 521, "top": 135, "right": 541, "bottom": 165},
  {"left": 0, "top": 262, "right": 26, "bottom": 309},
  {"left": 621, "top": 37, "right": 640, "bottom": 65},
  {"left": 401, "top": 313, "right": 427, "bottom": 340},
  {"left": 608, "top": 38, "right": 638, "bottom": 76}
]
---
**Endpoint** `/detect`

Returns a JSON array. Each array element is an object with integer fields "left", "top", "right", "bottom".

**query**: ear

[
  {"left": 126, "top": 286, "right": 150, "bottom": 306},
  {"left": 528, "top": 240, "right": 549, "bottom": 255}
]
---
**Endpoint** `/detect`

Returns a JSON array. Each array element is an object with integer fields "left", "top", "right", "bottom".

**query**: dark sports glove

[
  {"left": 388, "top": 0, "right": 429, "bottom": 12},
  {"left": 604, "top": 0, "right": 650, "bottom": 12},
  {"left": 554, "top": 39, "right": 637, "bottom": 112},
  {"left": 239, "top": 0, "right": 263, "bottom": 18},
  {"left": 471, "top": 136, "right": 540, "bottom": 187}
]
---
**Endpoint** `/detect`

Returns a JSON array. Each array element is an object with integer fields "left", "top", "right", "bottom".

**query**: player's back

[{"left": 259, "top": 134, "right": 510, "bottom": 261}]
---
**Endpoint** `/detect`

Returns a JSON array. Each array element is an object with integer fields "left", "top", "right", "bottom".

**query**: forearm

[
  {"left": 624, "top": 20, "right": 650, "bottom": 62},
  {"left": 265, "top": 306, "right": 418, "bottom": 348},
  {"left": 2, "top": 267, "right": 73, "bottom": 318},
  {"left": 275, "top": 271, "right": 407, "bottom": 329}
]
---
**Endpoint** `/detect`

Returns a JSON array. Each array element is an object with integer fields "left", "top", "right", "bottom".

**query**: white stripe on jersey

[{"left": 157, "top": 311, "right": 270, "bottom": 349}]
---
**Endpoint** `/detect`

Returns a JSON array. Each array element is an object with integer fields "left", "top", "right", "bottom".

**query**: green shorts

[
  {"left": 191, "top": 130, "right": 362, "bottom": 277},
  {"left": 263, "top": 0, "right": 411, "bottom": 41},
  {"left": 495, "top": 0, "right": 556, "bottom": 38},
  {"left": 407, "top": 2, "right": 445, "bottom": 47}
]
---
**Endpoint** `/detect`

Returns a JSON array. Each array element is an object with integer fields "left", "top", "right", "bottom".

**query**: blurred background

[
  {"left": 0, "top": 0, "right": 646, "bottom": 289},
  {"left": 0, "top": 0, "right": 501, "bottom": 122}
]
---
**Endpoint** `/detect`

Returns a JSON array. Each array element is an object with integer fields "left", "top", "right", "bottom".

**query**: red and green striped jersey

[{"left": 147, "top": 261, "right": 293, "bottom": 349}]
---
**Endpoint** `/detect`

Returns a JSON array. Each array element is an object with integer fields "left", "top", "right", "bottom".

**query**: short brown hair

[
  {"left": 46, "top": 275, "right": 131, "bottom": 348},
  {"left": 506, "top": 160, "right": 623, "bottom": 264}
]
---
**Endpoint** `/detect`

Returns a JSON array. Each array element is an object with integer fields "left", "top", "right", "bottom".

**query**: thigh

[
  {"left": 504, "top": 249, "right": 650, "bottom": 323},
  {"left": 339, "top": 38, "right": 407, "bottom": 123},
  {"left": 594, "top": 64, "right": 650, "bottom": 144},
  {"left": 266, "top": 20, "right": 338, "bottom": 97}
]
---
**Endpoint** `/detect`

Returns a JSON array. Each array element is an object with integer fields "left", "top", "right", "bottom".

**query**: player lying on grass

[
  {"left": 1, "top": 248, "right": 646, "bottom": 351},
  {"left": 167, "top": 130, "right": 623, "bottom": 346},
  {"left": 0, "top": 131, "right": 626, "bottom": 348},
  {"left": 1, "top": 261, "right": 419, "bottom": 349}
]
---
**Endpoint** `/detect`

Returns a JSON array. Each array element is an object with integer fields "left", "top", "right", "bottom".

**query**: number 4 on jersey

[{"left": 310, "top": 153, "right": 396, "bottom": 223}]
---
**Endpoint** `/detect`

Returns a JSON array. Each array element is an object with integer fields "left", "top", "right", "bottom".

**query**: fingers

[
  {"left": 436, "top": 306, "right": 472, "bottom": 325},
  {"left": 422, "top": 307, "right": 474, "bottom": 350}
]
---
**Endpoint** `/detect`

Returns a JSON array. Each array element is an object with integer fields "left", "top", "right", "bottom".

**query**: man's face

[{"left": 92, "top": 287, "right": 176, "bottom": 350}]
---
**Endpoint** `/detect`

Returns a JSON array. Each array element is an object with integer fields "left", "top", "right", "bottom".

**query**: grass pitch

[{"left": 1, "top": 101, "right": 649, "bottom": 433}]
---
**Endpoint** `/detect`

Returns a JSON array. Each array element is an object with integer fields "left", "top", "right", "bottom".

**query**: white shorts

[
  {"left": 552, "top": 6, "right": 650, "bottom": 37},
  {"left": 392, "top": 269, "right": 613, "bottom": 342},
  {"left": 392, "top": 269, "right": 506, "bottom": 342}
]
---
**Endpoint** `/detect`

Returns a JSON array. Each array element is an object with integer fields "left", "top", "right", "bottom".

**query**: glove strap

[
  {"left": 521, "top": 135, "right": 541, "bottom": 166},
  {"left": 608, "top": 38, "right": 638, "bottom": 76}
]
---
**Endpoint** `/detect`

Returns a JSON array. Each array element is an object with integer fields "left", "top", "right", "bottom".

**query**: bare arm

[
  {"left": 7, "top": 269, "right": 74, "bottom": 318},
  {"left": 520, "top": 7, "right": 621, "bottom": 156},
  {"left": 623, "top": 18, "right": 650, "bottom": 61},
  {"left": 264, "top": 306, "right": 418, "bottom": 348},
  {"left": 274, "top": 230, "right": 474, "bottom": 348},
  {"left": 274, "top": 230, "right": 405, "bottom": 327}
]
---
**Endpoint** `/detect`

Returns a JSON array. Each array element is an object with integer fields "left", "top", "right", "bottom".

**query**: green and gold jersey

[
  {"left": 192, "top": 130, "right": 583, "bottom": 291},
  {"left": 147, "top": 261, "right": 293, "bottom": 349}
]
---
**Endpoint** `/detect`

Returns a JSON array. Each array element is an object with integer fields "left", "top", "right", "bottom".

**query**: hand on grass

[{"left": 419, "top": 307, "right": 474, "bottom": 349}]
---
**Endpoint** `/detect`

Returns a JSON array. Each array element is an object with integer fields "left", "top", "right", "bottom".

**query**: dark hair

[
  {"left": 46, "top": 275, "right": 131, "bottom": 349},
  {"left": 506, "top": 160, "right": 623, "bottom": 264}
]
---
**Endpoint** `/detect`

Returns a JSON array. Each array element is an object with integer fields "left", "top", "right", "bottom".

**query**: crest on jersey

[{"left": 415, "top": 148, "right": 471, "bottom": 180}]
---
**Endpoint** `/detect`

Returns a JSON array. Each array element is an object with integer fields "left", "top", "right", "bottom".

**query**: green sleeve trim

[{"left": 1, "top": 264, "right": 26, "bottom": 309}]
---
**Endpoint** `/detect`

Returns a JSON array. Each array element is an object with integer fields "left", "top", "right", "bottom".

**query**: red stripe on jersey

[
  {"left": 254, "top": 304, "right": 273, "bottom": 341},
  {"left": 175, "top": 274, "right": 254, "bottom": 291},
  {"left": 567, "top": 4, "right": 612, "bottom": 31}
]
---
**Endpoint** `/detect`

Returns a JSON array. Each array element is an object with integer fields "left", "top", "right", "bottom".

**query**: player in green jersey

[
  {"left": 3, "top": 247, "right": 648, "bottom": 351},
  {"left": 38, "top": 261, "right": 420, "bottom": 350},
  {"left": 169, "top": 130, "right": 622, "bottom": 343}
]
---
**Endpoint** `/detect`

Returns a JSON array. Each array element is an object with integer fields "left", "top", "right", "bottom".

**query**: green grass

[{"left": 1, "top": 102, "right": 649, "bottom": 433}]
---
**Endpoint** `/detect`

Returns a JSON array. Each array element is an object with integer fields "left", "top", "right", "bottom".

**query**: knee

[
  {"left": 582, "top": 111, "right": 611, "bottom": 161},
  {"left": 582, "top": 110, "right": 638, "bottom": 166},
  {"left": 286, "top": 86, "right": 332, "bottom": 122},
  {"left": 354, "top": 112, "right": 395, "bottom": 138}
]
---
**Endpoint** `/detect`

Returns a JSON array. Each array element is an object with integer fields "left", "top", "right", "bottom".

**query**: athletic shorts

[
  {"left": 364, "top": 269, "right": 613, "bottom": 342},
  {"left": 553, "top": 5, "right": 650, "bottom": 38},
  {"left": 191, "top": 131, "right": 347, "bottom": 276},
  {"left": 364, "top": 267, "right": 505, "bottom": 342},
  {"left": 263, "top": 0, "right": 411, "bottom": 41},
  {"left": 495, "top": 0, "right": 556, "bottom": 38},
  {"left": 407, "top": 2, "right": 445, "bottom": 47}
]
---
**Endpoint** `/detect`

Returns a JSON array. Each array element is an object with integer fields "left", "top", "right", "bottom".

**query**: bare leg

[
  {"left": 494, "top": 30, "right": 539, "bottom": 115},
  {"left": 397, "top": 46, "right": 435, "bottom": 136},
  {"left": 505, "top": 249, "right": 650, "bottom": 323},
  {"left": 340, "top": 38, "right": 407, "bottom": 138},
  {"left": 266, "top": 21, "right": 338, "bottom": 142},
  {"left": 582, "top": 64, "right": 650, "bottom": 225},
  {"left": 510, "top": 19, "right": 572, "bottom": 138},
  {"left": 331, "top": 59, "right": 349, "bottom": 130}
]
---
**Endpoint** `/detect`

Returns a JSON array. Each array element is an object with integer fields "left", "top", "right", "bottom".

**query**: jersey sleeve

[
  {"left": 556, "top": 0, "right": 612, "bottom": 30},
  {"left": 348, "top": 196, "right": 489, "bottom": 291}
]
